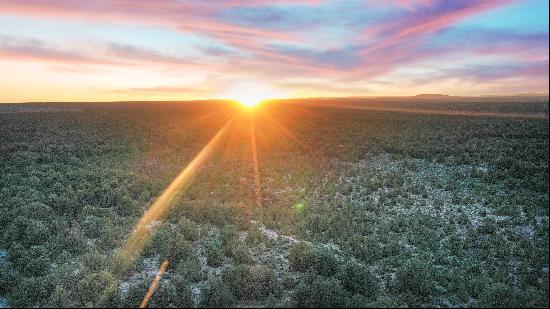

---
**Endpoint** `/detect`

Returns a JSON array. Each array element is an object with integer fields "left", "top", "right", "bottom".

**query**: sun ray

[
  {"left": 113, "top": 116, "right": 235, "bottom": 273},
  {"left": 249, "top": 112, "right": 263, "bottom": 219},
  {"left": 139, "top": 260, "right": 169, "bottom": 308}
]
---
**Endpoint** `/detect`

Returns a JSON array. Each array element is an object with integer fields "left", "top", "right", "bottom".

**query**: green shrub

[
  {"left": 393, "top": 257, "right": 436, "bottom": 305},
  {"left": 289, "top": 242, "right": 316, "bottom": 272},
  {"left": 10, "top": 276, "right": 52, "bottom": 307},
  {"left": 337, "top": 261, "right": 379, "bottom": 299},
  {"left": 177, "top": 218, "right": 201, "bottom": 241},
  {"left": 149, "top": 275, "right": 194, "bottom": 308},
  {"left": 76, "top": 271, "right": 118, "bottom": 307},
  {"left": 233, "top": 244, "right": 253, "bottom": 265},
  {"left": 250, "top": 265, "right": 279, "bottom": 299},
  {"left": 200, "top": 278, "right": 236, "bottom": 308},
  {"left": 246, "top": 224, "right": 266, "bottom": 247},
  {"left": 19, "top": 245, "right": 51, "bottom": 277},
  {"left": 220, "top": 224, "right": 239, "bottom": 256},
  {"left": 345, "top": 293, "right": 371, "bottom": 308},
  {"left": 81, "top": 215, "right": 102, "bottom": 239},
  {"left": 478, "top": 282, "right": 518, "bottom": 308},
  {"left": 175, "top": 255, "right": 203, "bottom": 282},
  {"left": 48, "top": 285, "right": 76, "bottom": 307},
  {"left": 147, "top": 225, "right": 193, "bottom": 268},
  {"left": 313, "top": 247, "right": 339, "bottom": 277},
  {"left": 0, "top": 257, "right": 18, "bottom": 295},
  {"left": 24, "top": 220, "right": 50, "bottom": 246},
  {"left": 124, "top": 277, "right": 150, "bottom": 307},
  {"left": 206, "top": 241, "right": 224, "bottom": 267},
  {"left": 289, "top": 243, "right": 338, "bottom": 276},
  {"left": 82, "top": 250, "right": 107, "bottom": 272},
  {"left": 292, "top": 274, "right": 347, "bottom": 308},
  {"left": 222, "top": 264, "right": 253, "bottom": 300}
]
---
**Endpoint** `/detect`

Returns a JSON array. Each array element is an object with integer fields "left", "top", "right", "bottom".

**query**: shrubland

[{"left": 0, "top": 99, "right": 548, "bottom": 307}]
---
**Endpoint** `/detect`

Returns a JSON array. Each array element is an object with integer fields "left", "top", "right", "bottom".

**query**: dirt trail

[{"left": 250, "top": 220, "right": 302, "bottom": 245}]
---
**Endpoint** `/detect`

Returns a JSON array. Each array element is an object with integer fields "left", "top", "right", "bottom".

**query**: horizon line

[{"left": 2, "top": 93, "right": 549, "bottom": 105}]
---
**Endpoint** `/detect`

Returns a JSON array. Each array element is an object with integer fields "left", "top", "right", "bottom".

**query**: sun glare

[
  {"left": 222, "top": 82, "right": 282, "bottom": 108},
  {"left": 238, "top": 98, "right": 263, "bottom": 108}
]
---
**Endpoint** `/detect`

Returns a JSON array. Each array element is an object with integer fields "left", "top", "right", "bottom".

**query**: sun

[
  {"left": 222, "top": 82, "right": 282, "bottom": 108},
  {"left": 236, "top": 95, "right": 265, "bottom": 108},
  {"left": 241, "top": 100, "right": 261, "bottom": 107}
]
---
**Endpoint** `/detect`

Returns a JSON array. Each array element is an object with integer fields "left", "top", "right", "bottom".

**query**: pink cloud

[
  {"left": 361, "top": 0, "right": 513, "bottom": 55},
  {"left": 0, "top": 1, "right": 300, "bottom": 42},
  {"left": 0, "top": 36, "right": 117, "bottom": 65},
  {"left": 0, "top": 0, "right": 547, "bottom": 99}
]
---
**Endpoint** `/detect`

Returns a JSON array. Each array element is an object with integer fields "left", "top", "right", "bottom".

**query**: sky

[{"left": 0, "top": 0, "right": 548, "bottom": 102}]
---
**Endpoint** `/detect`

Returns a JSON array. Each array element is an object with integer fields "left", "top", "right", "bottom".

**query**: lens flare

[
  {"left": 139, "top": 260, "right": 169, "bottom": 308},
  {"left": 113, "top": 117, "right": 235, "bottom": 273}
]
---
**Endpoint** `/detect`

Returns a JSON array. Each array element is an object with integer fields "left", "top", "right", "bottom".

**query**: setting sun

[
  {"left": 238, "top": 98, "right": 263, "bottom": 108},
  {"left": 222, "top": 82, "right": 282, "bottom": 108}
]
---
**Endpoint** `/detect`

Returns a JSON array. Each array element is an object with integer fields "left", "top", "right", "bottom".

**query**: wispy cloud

[
  {"left": 0, "top": 0, "right": 547, "bottom": 101},
  {"left": 0, "top": 35, "right": 113, "bottom": 65},
  {"left": 110, "top": 84, "right": 217, "bottom": 97}
]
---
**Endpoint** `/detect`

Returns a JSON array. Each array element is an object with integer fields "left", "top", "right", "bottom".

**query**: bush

[
  {"left": 76, "top": 271, "right": 118, "bottom": 307},
  {"left": 292, "top": 274, "right": 347, "bottom": 308},
  {"left": 337, "top": 261, "right": 379, "bottom": 299},
  {"left": 250, "top": 265, "right": 279, "bottom": 299},
  {"left": 289, "top": 242, "right": 316, "bottom": 272},
  {"left": 232, "top": 244, "right": 253, "bottom": 265},
  {"left": 82, "top": 250, "right": 107, "bottom": 272},
  {"left": 10, "top": 276, "right": 52, "bottom": 307},
  {"left": 24, "top": 220, "right": 50, "bottom": 246},
  {"left": 222, "top": 264, "right": 253, "bottom": 300},
  {"left": 200, "top": 278, "right": 236, "bottom": 308},
  {"left": 220, "top": 224, "right": 239, "bottom": 256},
  {"left": 206, "top": 241, "right": 224, "bottom": 267},
  {"left": 0, "top": 257, "right": 18, "bottom": 295},
  {"left": 289, "top": 243, "right": 338, "bottom": 276},
  {"left": 54, "top": 225, "right": 86, "bottom": 255},
  {"left": 48, "top": 285, "right": 77, "bottom": 307},
  {"left": 111, "top": 249, "right": 138, "bottom": 277},
  {"left": 393, "top": 257, "right": 436, "bottom": 305},
  {"left": 149, "top": 275, "right": 194, "bottom": 308},
  {"left": 19, "top": 245, "right": 51, "bottom": 277},
  {"left": 96, "top": 221, "right": 122, "bottom": 251},
  {"left": 124, "top": 277, "right": 150, "bottom": 307},
  {"left": 478, "top": 282, "right": 517, "bottom": 308},
  {"left": 175, "top": 255, "right": 203, "bottom": 282},
  {"left": 81, "top": 215, "right": 102, "bottom": 239},
  {"left": 345, "top": 293, "right": 371, "bottom": 308},
  {"left": 147, "top": 225, "right": 193, "bottom": 268},
  {"left": 246, "top": 224, "right": 266, "bottom": 247},
  {"left": 177, "top": 218, "right": 201, "bottom": 241},
  {"left": 313, "top": 247, "right": 339, "bottom": 277}
]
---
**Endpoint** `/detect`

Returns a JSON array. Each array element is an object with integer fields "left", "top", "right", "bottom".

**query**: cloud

[
  {"left": 111, "top": 84, "right": 217, "bottom": 96},
  {"left": 0, "top": 0, "right": 520, "bottom": 71},
  {"left": 438, "top": 61, "right": 549, "bottom": 82},
  {"left": 105, "top": 42, "right": 198, "bottom": 66},
  {"left": 0, "top": 36, "right": 206, "bottom": 70},
  {"left": 0, "top": 0, "right": 548, "bottom": 100},
  {"left": 0, "top": 35, "right": 113, "bottom": 65},
  {"left": 360, "top": 1, "right": 514, "bottom": 53}
]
